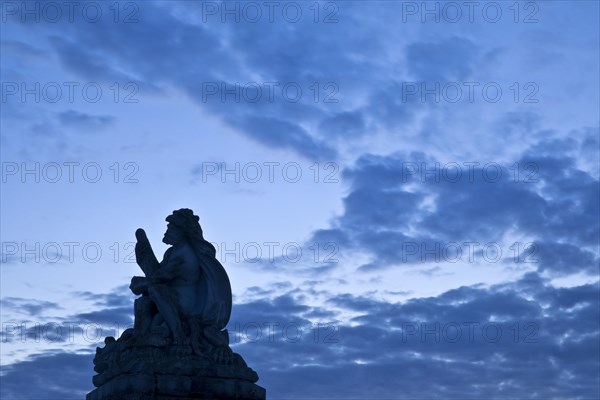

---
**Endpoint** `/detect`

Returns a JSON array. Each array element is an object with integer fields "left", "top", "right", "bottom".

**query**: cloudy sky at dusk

[{"left": 1, "top": 1, "right": 599, "bottom": 398}]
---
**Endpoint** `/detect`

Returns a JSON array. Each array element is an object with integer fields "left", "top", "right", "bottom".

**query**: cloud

[
  {"left": 4, "top": 2, "right": 443, "bottom": 160},
  {"left": 1, "top": 287, "right": 134, "bottom": 344},
  {"left": 364, "top": 81, "right": 422, "bottom": 130},
  {"left": 1, "top": 297, "right": 63, "bottom": 316},
  {"left": 530, "top": 241, "right": 599, "bottom": 276},
  {"left": 0, "top": 39, "right": 47, "bottom": 61},
  {"left": 309, "top": 132, "right": 599, "bottom": 275},
  {"left": 74, "top": 285, "right": 134, "bottom": 308},
  {"left": 406, "top": 37, "right": 479, "bottom": 81},
  {"left": 228, "top": 274, "right": 599, "bottom": 398},
  {"left": 221, "top": 125, "right": 598, "bottom": 277},
  {"left": 495, "top": 111, "right": 542, "bottom": 137},
  {"left": 57, "top": 110, "right": 116, "bottom": 130},
  {"left": 2, "top": 275, "right": 598, "bottom": 398},
  {"left": 18, "top": 3, "right": 345, "bottom": 160},
  {"left": 0, "top": 351, "right": 93, "bottom": 399},
  {"left": 319, "top": 110, "right": 366, "bottom": 137},
  {"left": 69, "top": 307, "right": 133, "bottom": 327},
  {"left": 228, "top": 115, "right": 337, "bottom": 160}
]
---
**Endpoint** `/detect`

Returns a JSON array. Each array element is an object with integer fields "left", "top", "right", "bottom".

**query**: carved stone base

[
  {"left": 86, "top": 374, "right": 266, "bottom": 399},
  {"left": 87, "top": 329, "right": 265, "bottom": 400}
]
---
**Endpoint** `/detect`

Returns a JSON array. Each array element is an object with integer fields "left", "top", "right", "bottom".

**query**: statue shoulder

[{"left": 163, "top": 247, "right": 175, "bottom": 258}]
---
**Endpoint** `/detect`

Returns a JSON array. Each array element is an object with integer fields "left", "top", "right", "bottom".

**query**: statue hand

[
  {"left": 135, "top": 229, "right": 150, "bottom": 262},
  {"left": 135, "top": 228, "right": 159, "bottom": 276},
  {"left": 135, "top": 228, "right": 147, "bottom": 241}
]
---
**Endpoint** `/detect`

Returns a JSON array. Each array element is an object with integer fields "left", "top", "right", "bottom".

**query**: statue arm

[
  {"left": 130, "top": 229, "right": 160, "bottom": 295},
  {"left": 152, "top": 253, "right": 184, "bottom": 283}
]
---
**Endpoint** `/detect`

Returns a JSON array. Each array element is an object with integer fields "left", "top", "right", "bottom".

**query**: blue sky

[{"left": 1, "top": 0, "right": 599, "bottom": 398}]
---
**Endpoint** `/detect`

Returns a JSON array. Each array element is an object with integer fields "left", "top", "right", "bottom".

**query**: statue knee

[{"left": 135, "top": 296, "right": 153, "bottom": 313}]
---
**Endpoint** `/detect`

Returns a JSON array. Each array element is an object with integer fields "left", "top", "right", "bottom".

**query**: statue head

[{"left": 163, "top": 208, "right": 204, "bottom": 245}]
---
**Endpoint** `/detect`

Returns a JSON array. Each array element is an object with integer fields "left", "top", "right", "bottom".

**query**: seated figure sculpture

[
  {"left": 87, "top": 209, "right": 265, "bottom": 400},
  {"left": 131, "top": 209, "right": 232, "bottom": 357}
]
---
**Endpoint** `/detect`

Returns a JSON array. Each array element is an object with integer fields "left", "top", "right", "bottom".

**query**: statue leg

[
  {"left": 204, "top": 325, "right": 229, "bottom": 347},
  {"left": 133, "top": 296, "right": 155, "bottom": 337},
  {"left": 147, "top": 284, "right": 186, "bottom": 341}
]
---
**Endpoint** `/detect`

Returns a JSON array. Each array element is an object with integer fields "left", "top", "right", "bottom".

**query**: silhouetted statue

[
  {"left": 131, "top": 209, "right": 232, "bottom": 352},
  {"left": 87, "top": 209, "right": 265, "bottom": 400}
]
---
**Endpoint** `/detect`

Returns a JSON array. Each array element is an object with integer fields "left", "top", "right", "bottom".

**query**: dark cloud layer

[
  {"left": 3, "top": 275, "right": 597, "bottom": 399},
  {"left": 230, "top": 274, "right": 600, "bottom": 399},
  {"left": 311, "top": 131, "right": 599, "bottom": 275},
  {"left": 0, "top": 351, "right": 93, "bottom": 399},
  {"left": 4, "top": 2, "right": 497, "bottom": 160},
  {"left": 1, "top": 297, "right": 62, "bottom": 316}
]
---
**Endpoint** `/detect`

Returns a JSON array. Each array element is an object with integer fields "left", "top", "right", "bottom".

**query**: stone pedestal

[
  {"left": 86, "top": 329, "right": 266, "bottom": 400},
  {"left": 87, "top": 375, "right": 265, "bottom": 400}
]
